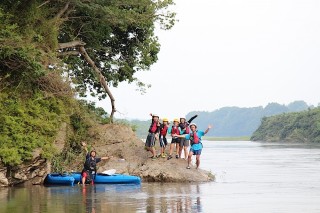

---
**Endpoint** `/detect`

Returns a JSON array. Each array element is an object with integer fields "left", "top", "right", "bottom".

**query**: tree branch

[
  {"left": 58, "top": 41, "right": 86, "bottom": 49},
  {"left": 37, "top": 0, "right": 50, "bottom": 8},
  {"left": 79, "top": 46, "right": 116, "bottom": 122},
  {"left": 55, "top": 1, "right": 70, "bottom": 19},
  {"left": 57, "top": 50, "right": 80, "bottom": 57}
]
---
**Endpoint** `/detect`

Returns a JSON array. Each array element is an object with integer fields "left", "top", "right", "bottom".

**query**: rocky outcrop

[
  {"left": 0, "top": 155, "right": 50, "bottom": 187},
  {"left": 0, "top": 123, "right": 214, "bottom": 187},
  {"left": 87, "top": 124, "right": 215, "bottom": 183}
]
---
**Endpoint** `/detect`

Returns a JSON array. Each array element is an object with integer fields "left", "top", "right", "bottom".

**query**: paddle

[{"left": 101, "top": 169, "right": 116, "bottom": 175}]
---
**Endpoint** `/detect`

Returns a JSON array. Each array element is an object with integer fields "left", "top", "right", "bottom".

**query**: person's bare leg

[
  {"left": 184, "top": 146, "right": 189, "bottom": 160},
  {"left": 152, "top": 147, "right": 156, "bottom": 157},
  {"left": 187, "top": 152, "right": 193, "bottom": 168},
  {"left": 82, "top": 176, "right": 86, "bottom": 186},
  {"left": 169, "top": 143, "right": 174, "bottom": 156},
  {"left": 196, "top": 155, "right": 200, "bottom": 169},
  {"left": 175, "top": 144, "right": 180, "bottom": 158},
  {"left": 179, "top": 145, "right": 183, "bottom": 158}
]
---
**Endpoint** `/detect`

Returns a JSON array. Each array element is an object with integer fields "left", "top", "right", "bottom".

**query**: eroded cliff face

[
  {"left": 0, "top": 155, "right": 50, "bottom": 187},
  {"left": 0, "top": 123, "right": 214, "bottom": 187}
]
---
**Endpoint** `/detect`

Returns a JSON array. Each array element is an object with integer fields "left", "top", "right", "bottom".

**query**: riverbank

[{"left": 79, "top": 124, "right": 214, "bottom": 183}]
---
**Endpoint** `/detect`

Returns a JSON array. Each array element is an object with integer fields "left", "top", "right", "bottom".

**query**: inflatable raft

[
  {"left": 44, "top": 173, "right": 75, "bottom": 186},
  {"left": 71, "top": 172, "right": 141, "bottom": 184}
]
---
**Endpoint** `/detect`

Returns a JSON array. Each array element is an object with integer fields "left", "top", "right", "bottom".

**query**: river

[{"left": 1, "top": 141, "right": 320, "bottom": 213}]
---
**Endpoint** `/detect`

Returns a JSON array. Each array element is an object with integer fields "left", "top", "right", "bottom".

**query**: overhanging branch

[{"left": 79, "top": 46, "right": 116, "bottom": 122}]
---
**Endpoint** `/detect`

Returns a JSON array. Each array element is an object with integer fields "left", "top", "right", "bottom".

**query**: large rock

[
  {"left": 0, "top": 156, "right": 50, "bottom": 187},
  {"left": 86, "top": 124, "right": 214, "bottom": 182}
]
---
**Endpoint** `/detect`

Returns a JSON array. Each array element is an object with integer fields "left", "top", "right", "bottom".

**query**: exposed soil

[{"left": 78, "top": 124, "right": 215, "bottom": 183}]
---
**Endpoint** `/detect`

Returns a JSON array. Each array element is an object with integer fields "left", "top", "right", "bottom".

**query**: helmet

[
  {"left": 163, "top": 118, "right": 169, "bottom": 122},
  {"left": 173, "top": 118, "right": 179, "bottom": 123},
  {"left": 189, "top": 123, "right": 197, "bottom": 128}
]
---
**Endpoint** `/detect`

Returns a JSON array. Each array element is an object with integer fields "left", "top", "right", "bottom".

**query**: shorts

[
  {"left": 159, "top": 135, "right": 167, "bottom": 147},
  {"left": 179, "top": 138, "right": 190, "bottom": 147},
  {"left": 171, "top": 137, "right": 180, "bottom": 144},
  {"left": 81, "top": 170, "right": 93, "bottom": 184},
  {"left": 190, "top": 148, "right": 202, "bottom": 155},
  {"left": 145, "top": 133, "right": 156, "bottom": 147}
]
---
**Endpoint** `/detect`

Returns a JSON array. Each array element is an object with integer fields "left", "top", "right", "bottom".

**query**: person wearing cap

[
  {"left": 178, "top": 115, "right": 198, "bottom": 159},
  {"left": 81, "top": 142, "right": 112, "bottom": 185},
  {"left": 167, "top": 118, "right": 181, "bottom": 160},
  {"left": 173, "top": 123, "right": 212, "bottom": 169},
  {"left": 145, "top": 113, "right": 160, "bottom": 160},
  {"left": 158, "top": 118, "right": 169, "bottom": 158}
]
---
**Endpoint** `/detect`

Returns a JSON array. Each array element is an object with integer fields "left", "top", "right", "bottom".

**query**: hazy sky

[{"left": 95, "top": 0, "right": 320, "bottom": 121}]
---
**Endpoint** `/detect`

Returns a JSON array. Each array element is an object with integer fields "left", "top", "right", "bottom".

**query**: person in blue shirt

[{"left": 173, "top": 123, "right": 212, "bottom": 169}]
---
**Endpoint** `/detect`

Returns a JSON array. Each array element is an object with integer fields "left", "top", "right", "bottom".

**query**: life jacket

[
  {"left": 171, "top": 125, "right": 180, "bottom": 135},
  {"left": 179, "top": 122, "right": 190, "bottom": 134},
  {"left": 84, "top": 157, "right": 97, "bottom": 172},
  {"left": 160, "top": 124, "right": 168, "bottom": 136},
  {"left": 148, "top": 121, "right": 158, "bottom": 133},
  {"left": 190, "top": 131, "right": 200, "bottom": 145}
]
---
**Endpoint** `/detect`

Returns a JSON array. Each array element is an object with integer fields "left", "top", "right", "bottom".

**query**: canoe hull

[
  {"left": 71, "top": 172, "right": 141, "bottom": 184},
  {"left": 44, "top": 173, "right": 75, "bottom": 186}
]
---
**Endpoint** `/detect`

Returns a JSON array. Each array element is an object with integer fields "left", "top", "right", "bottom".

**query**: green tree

[{"left": 0, "top": 0, "right": 176, "bottom": 122}]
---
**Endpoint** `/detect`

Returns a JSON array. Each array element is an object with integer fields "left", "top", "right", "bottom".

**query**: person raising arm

[
  {"left": 173, "top": 123, "right": 212, "bottom": 169},
  {"left": 81, "top": 142, "right": 112, "bottom": 185}
]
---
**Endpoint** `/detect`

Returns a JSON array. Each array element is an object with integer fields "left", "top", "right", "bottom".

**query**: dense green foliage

[
  {"left": 0, "top": 0, "right": 175, "bottom": 166},
  {"left": 0, "top": 92, "right": 65, "bottom": 166},
  {"left": 251, "top": 107, "right": 320, "bottom": 143},
  {"left": 0, "top": 0, "right": 175, "bottom": 99}
]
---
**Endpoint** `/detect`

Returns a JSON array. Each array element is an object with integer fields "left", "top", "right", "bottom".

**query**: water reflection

[
  {"left": 140, "top": 183, "right": 203, "bottom": 213},
  {"left": 81, "top": 185, "right": 97, "bottom": 213},
  {"left": 0, "top": 182, "right": 204, "bottom": 213}
]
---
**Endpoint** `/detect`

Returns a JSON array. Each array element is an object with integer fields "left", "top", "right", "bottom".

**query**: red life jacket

[
  {"left": 160, "top": 124, "right": 168, "bottom": 136},
  {"left": 171, "top": 125, "right": 180, "bottom": 135},
  {"left": 190, "top": 131, "right": 200, "bottom": 144},
  {"left": 149, "top": 121, "right": 157, "bottom": 133},
  {"left": 179, "top": 122, "right": 190, "bottom": 134}
]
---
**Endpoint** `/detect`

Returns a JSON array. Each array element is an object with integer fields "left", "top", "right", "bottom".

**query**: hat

[
  {"left": 163, "top": 118, "right": 169, "bottom": 122},
  {"left": 189, "top": 123, "right": 197, "bottom": 128},
  {"left": 152, "top": 114, "right": 159, "bottom": 118},
  {"left": 173, "top": 118, "right": 179, "bottom": 123}
]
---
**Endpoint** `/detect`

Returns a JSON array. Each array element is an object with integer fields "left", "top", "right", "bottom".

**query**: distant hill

[
  {"left": 129, "top": 101, "right": 312, "bottom": 138},
  {"left": 251, "top": 107, "right": 320, "bottom": 143},
  {"left": 186, "top": 101, "right": 311, "bottom": 137}
]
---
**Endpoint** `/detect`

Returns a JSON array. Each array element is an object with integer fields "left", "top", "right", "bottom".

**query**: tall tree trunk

[{"left": 79, "top": 46, "right": 116, "bottom": 123}]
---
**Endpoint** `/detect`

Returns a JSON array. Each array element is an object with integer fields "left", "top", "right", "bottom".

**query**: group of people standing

[{"left": 145, "top": 114, "right": 212, "bottom": 169}]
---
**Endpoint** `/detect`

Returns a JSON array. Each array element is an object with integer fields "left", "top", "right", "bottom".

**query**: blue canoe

[
  {"left": 71, "top": 172, "right": 141, "bottom": 184},
  {"left": 44, "top": 173, "right": 75, "bottom": 186}
]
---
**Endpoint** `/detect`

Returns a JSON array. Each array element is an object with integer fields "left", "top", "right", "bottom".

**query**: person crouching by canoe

[
  {"left": 173, "top": 123, "right": 212, "bottom": 169},
  {"left": 145, "top": 113, "right": 160, "bottom": 160},
  {"left": 158, "top": 118, "right": 169, "bottom": 158},
  {"left": 167, "top": 118, "right": 180, "bottom": 160},
  {"left": 81, "top": 142, "right": 111, "bottom": 185}
]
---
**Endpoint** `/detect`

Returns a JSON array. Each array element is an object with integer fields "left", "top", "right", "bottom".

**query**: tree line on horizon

[
  {"left": 130, "top": 101, "right": 313, "bottom": 138},
  {"left": 251, "top": 106, "right": 320, "bottom": 143}
]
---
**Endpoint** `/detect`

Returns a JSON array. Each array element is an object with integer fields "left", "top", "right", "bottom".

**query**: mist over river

[{"left": 1, "top": 141, "right": 320, "bottom": 213}]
